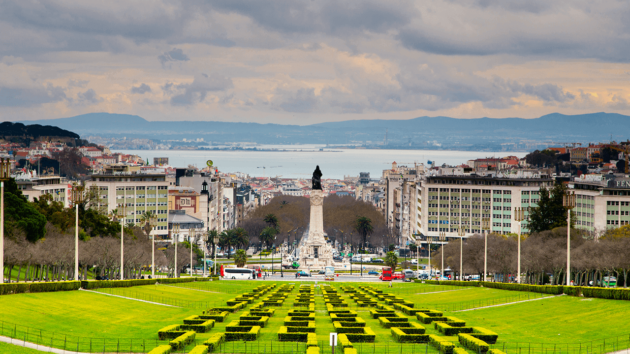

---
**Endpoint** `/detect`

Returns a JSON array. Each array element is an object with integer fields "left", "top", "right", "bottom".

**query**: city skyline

[{"left": 1, "top": 1, "right": 630, "bottom": 124}]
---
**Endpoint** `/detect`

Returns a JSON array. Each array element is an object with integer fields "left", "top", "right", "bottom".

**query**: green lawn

[
  {"left": 1, "top": 281, "right": 630, "bottom": 354},
  {"left": 452, "top": 295, "right": 630, "bottom": 347},
  {"left": 0, "top": 342, "right": 51, "bottom": 354}
]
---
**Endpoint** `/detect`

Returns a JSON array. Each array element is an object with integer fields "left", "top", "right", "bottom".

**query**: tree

[
  {"left": 525, "top": 149, "right": 558, "bottom": 167},
  {"left": 219, "top": 229, "right": 237, "bottom": 258},
  {"left": 207, "top": 229, "right": 219, "bottom": 257},
  {"left": 384, "top": 251, "right": 398, "bottom": 270},
  {"left": 263, "top": 214, "right": 279, "bottom": 231},
  {"left": 260, "top": 227, "right": 277, "bottom": 250},
  {"left": 234, "top": 249, "right": 247, "bottom": 268},
  {"left": 354, "top": 216, "right": 374, "bottom": 249},
  {"left": 232, "top": 227, "right": 249, "bottom": 250},
  {"left": 2, "top": 178, "right": 47, "bottom": 242},
  {"left": 528, "top": 184, "right": 572, "bottom": 234}
]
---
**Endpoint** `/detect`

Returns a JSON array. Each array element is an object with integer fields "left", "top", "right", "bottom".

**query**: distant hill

[
  {"left": 0, "top": 121, "right": 80, "bottom": 145},
  {"left": 13, "top": 112, "right": 630, "bottom": 151}
]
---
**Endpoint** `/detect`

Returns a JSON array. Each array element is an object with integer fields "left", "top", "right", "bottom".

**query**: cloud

[
  {"left": 158, "top": 48, "right": 190, "bottom": 68},
  {"left": 76, "top": 88, "right": 103, "bottom": 105},
  {"left": 67, "top": 79, "right": 89, "bottom": 88},
  {"left": 0, "top": 83, "right": 66, "bottom": 107},
  {"left": 169, "top": 73, "right": 233, "bottom": 106},
  {"left": 131, "top": 83, "right": 152, "bottom": 94}
]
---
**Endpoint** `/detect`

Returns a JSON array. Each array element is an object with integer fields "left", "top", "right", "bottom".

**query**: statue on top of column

[{"left": 312, "top": 165, "right": 322, "bottom": 190}]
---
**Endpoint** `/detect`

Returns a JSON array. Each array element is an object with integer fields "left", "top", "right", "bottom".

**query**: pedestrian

[{"left": 389, "top": 280, "right": 392, "bottom": 288}]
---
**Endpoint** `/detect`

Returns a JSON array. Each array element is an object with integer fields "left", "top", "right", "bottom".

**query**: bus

[
  {"left": 223, "top": 267, "right": 255, "bottom": 280},
  {"left": 325, "top": 266, "right": 335, "bottom": 281},
  {"left": 381, "top": 267, "right": 393, "bottom": 281}
]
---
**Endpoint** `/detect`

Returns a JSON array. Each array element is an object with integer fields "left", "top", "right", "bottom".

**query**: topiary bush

[
  {"left": 458, "top": 333, "right": 489, "bottom": 353},
  {"left": 428, "top": 334, "right": 454, "bottom": 354},
  {"left": 470, "top": 327, "right": 499, "bottom": 344},
  {"left": 204, "top": 333, "right": 225, "bottom": 351},
  {"left": 147, "top": 344, "right": 172, "bottom": 354},
  {"left": 188, "top": 345, "right": 209, "bottom": 354},
  {"left": 169, "top": 331, "right": 196, "bottom": 351}
]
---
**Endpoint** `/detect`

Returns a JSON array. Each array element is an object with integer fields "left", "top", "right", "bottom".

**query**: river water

[{"left": 115, "top": 147, "right": 526, "bottom": 179}]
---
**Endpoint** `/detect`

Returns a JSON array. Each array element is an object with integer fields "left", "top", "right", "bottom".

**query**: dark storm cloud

[
  {"left": 169, "top": 73, "right": 233, "bottom": 106},
  {"left": 158, "top": 48, "right": 190, "bottom": 68},
  {"left": 131, "top": 83, "right": 152, "bottom": 94}
]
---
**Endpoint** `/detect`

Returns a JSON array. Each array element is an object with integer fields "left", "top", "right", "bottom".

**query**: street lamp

[
  {"left": 71, "top": 182, "right": 86, "bottom": 281},
  {"left": 271, "top": 243, "right": 275, "bottom": 275},
  {"left": 563, "top": 191, "right": 576, "bottom": 286},
  {"left": 189, "top": 227, "right": 196, "bottom": 277},
  {"left": 0, "top": 157, "right": 11, "bottom": 284},
  {"left": 457, "top": 227, "right": 465, "bottom": 281},
  {"left": 173, "top": 223, "right": 180, "bottom": 278},
  {"left": 514, "top": 207, "right": 526, "bottom": 284},
  {"left": 438, "top": 232, "right": 446, "bottom": 279},
  {"left": 281, "top": 242, "right": 285, "bottom": 278},
  {"left": 481, "top": 217, "right": 490, "bottom": 282},
  {"left": 426, "top": 235, "right": 434, "bottom": 279},
  {"left": 414, "top": 234, "right": 421, "bottom": 275},
  {"left": 144, "top": 214, "right": 158, "bottom": 278},
  {"left": 213, "top": 232, "right": 220, "bottom": 276}
]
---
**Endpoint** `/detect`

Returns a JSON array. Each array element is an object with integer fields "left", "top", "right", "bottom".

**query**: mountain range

[{"left": 9, "top": 112, "right": 630, "bottom": 150}]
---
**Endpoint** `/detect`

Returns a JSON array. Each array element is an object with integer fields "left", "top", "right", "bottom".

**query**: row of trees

[{"left": 434, "top": 227, "right": 630, "bottom": 287}]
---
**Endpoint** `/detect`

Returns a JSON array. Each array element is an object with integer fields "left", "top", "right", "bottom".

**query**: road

[{"left": 236, "top": 273, "right": 388, "bottom": 282}]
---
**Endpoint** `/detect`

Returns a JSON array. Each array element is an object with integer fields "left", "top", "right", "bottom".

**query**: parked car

[
  {"left": 410, "top": 259, "right": 418, "bottom": 265},
  {"left": 296, "top": 270, "right": 311, "bottom": 277},
  {"left": 318, "top": 270, "right": 326, "bottom": 275},
  {"left": 368, "top": 270, "right": 380, "bottom": 276},
  {"left": 371, "top": 258, "right": 384, "bottom": 263},
  {"left": 333, "top": 256, "right": 343, "bottom": 262},
  {"left": 393, "top": 272, "right": 404, "bottom": 280}
]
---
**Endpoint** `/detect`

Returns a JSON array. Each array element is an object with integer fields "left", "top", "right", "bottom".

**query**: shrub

[
  {"left": 488, "top": 349, "right": 507, "bottom": 354},
  {"left": 344, "top": 349, "right": 358, "bottom": 354},
  {"left": 333, "top": 320, "right": 366, "bottom": 328},
  {"left": 370, "top": 310, "right": 396, "bottom": 319},
  {"left": 200, "top": 311, "right": 229, "bottom": 322},
  {"left": 81, "top": 277, "right": 199, "bottom": 290},
  {"left": 429, "top": 334, "right": 454, "bottom": 354},
  {"left": 147, "top": 344, "right": 172, "bottom": 354},
  {"left": 343, "top": 328, "right": 376, "bottom": 342},
  {"left": 391, "top": 326, "right": 429, "bottom": 343},
  {"left": 181, "top": 320, "right": 215, "bottom": 333},
  {"left": 307, "top": 333, "right": 318, "bottom": 347},
  {"left": 238, "top": 316, "right": 269, "bottom": 327},
  {"left": 158, "top": 325, "right": 181, "bottom": 340},
  {"left": 224, "top": 326, "right": 261, "bottom": 341},
  {"left": 250, "top": 309, "right": 275, "bottom": 317},
  {"left": 444, "top": 316, "right": 466, "bottom": 327},
  {"left": 471, "top": 327, "right": 499, "bottom": 344},
  {"left": 169, "top": 331, "right": 196, "bottom": 350},
  {"left": 307, "top": 347, "right": 320, "bottom": 354},
  {"left": 337, "top": 334, "right": 353, "bottom": 349},
  {"left": 277, "top": 327, "right": 311, "bottom": 341},
  {"left": 458, "top": 333, "right": 489, "bottom": 353},
  {"left": 417, "top": 312, "right": 447, "bottom": 324},
  {"left": 204, "top": 333, "right": 225, "bottom": 351},
  {"left": 189, "top": 345, "right": 209, "bottom": 354},
  {"left": 453, "top": 348, "right": 468, "bottom": 354},
  {"left": 0, "top": 281, "right": 81, "bottom": 295},
  {"left": 434, "top": 322, "right": 473, "bottom": 336}
]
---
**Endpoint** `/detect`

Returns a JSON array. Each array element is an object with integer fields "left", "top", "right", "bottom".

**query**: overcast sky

[{"left": 2, "top": 0, "right": 630, "bottom": 124}]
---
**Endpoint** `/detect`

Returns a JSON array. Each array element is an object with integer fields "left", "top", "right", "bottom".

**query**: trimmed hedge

[
  {"left": 209, "top": 302, "right": 246, "bottom": 313},
  {"left": 458, "top": 333, "right": 489, "bottom": 353},
  {"left": 444, "top": 316, "right": 466, "bottom": 327},
  {"left": 471, "top": 327, "right": 499, "bottom": 344},
  {"left": 488, "top": 349, "right": 507, "bottom": 354},
  {"left": 189, "top": 345, "right": 209, "bottom": 354},
  {"left": 204, "top": 333, "right": 225, "bottom": 351},
  {"left": 453, "top": 348, "right": 468, "bottom": 354},
  {"left": 181, "top": 320, "right": 215, "bottom": 333},
  {"left": 249, "top": 309, "right": 275, "bottom": 317},
  {"left": 391, "top": 328, "right": 429, "bottom": 343},
  {"left": 417, "top": 312, "right": 447, "bottom": 324},
  {"left": 370, "top": 310, "right": 396, "bottom": 319},
  {"left": 200, "top": 311, "right": 229, "bottom": 322},
  {"left": 169, "top": 331, "right": 196, "bottom": 350},
  {"left": 342, "top": 328, "right": 376, "bottom": 342},
  {"left": 147, "top": 344, "right": 172, "bottom": 354},
  {"left": 333, "top": 320, "right": 366, "bottom": 328},
  {"left": 344, "top": 349, "right": 358, "bottom": 354},
  {"left": 0, "top": 281, "right": 80, "bottom": 295},
  {"left": 434, "top": 322, "right": 472, "bottom": 336},
  {"left": 307, "top": 333, "right": 318, "bottom": 347},
  {"left": 428, "top": 334, "right": 454, "bottom": 354},
  {"left": 307, "top": 347, "right": 320, "bottom": 354},
  {"left": 158, "top": 325, "right": 182, "bottom": 340},
  {"left": 81, "top": 277, "right": 213, "bottom": 290},
  {"left": 277, "top": 326, "right": 314, "bottom": 341},
  {"left": 338, "top": 334, "right": 354, "bottom": 349},
  {"left": 224, "top": 326, "right": 261, "bottom": 341}
]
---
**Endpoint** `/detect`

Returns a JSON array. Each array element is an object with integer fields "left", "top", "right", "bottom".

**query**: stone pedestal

[{"left": 299, "top": 190, "right": 334, "bottom": 269}]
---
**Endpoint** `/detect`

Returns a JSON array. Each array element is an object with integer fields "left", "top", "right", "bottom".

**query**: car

[
  {"left": 368, "top": 270, "right": 380, "bottom": 275},
  {"left": 410, "top": 259, "right": 418, "bottom": 265},
  {"left": 333, "top": 256, "right": 343, "bottom": 262},
  {"left": 318, "top": 270, "right": 326, "bottom": 275},
  {"left": 393, "top": 272, "right": 404, "bottom": 280},
  {"left": 371, "top": 258, "right": 384, "bottom": 263},
  {"left": 296, "top": 270, "right": 311, "bottom": 277}
]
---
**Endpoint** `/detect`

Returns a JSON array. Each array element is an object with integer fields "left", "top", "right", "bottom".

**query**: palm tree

[
  {"left": 219, "top": 229, "right": 236, "bottom": 259},
  {"left": 234, "top": 249, "right": 248, "bottom": 268},
  {"left": 354, "top": 216, "right": 374, "bottom": 252},
  {"left": 233, "top": 227, "right": 249, "bottom": 250},
  {"left": 384, "top": 251, "right": 398, "bottom": 271},
  {"left": 140, "top": 211, "right": 156, "bottom": 236},
  {"left": 264, "top": 214, "right": 279, "bottom": 231},
  {"left": 260, "top": 227, "right": 277, "bottom": 250},
  {"left": 207, "top": 229, "right": 219, "bottom": 257}
]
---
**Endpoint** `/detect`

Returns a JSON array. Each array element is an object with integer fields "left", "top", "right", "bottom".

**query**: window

[
  {"left": 179, "top": 198, "right": 192, "bottom": 206},
  {"left": 483, "top": 190, "right": 491, "bottom": 194},
  {"left": 504, "top": 190, "right": 511, "bottom": 195},
  {"left": 136, "top": 186, "right": 145, "bottom": 190},
  {"left": 503, "top": 223, "right": 511, "bottom": 227},
  {"left": 522, "top": 191, "right": 530, "bottom": 195},
  {"left": 503, "top": 214, "right": 511, "bottom": 219},
  {"left": 493, "top": 214, "right": 501, "bottom": 219},
  {"left": 503, "top": 206, "right": 511, "bottom": 211}
]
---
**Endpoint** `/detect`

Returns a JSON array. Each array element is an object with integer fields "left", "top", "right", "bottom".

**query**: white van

[
  {"left": 224, "top": 267, "right": 255, "bottom": 280},
  {"left": 403, "top": 269, "right": 417, "bottom": 279}
]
